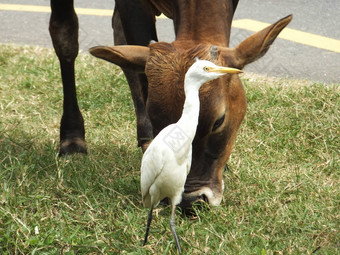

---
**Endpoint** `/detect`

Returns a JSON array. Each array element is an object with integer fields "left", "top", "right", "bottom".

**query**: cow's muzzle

[{"left": 179, "top": 183, "right": 224, "bottom": 213}]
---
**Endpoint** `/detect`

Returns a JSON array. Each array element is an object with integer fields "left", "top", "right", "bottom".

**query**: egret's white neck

[{"left": 177, "top": 76, "right": 203, "bottom": 141}]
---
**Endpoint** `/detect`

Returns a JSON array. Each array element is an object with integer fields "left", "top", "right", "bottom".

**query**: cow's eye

[{"left": 212, "top": 114, "right": 225, "bottom": 131}]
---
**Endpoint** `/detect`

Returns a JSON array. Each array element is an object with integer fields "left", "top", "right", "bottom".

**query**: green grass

[{"left": 0, "top": 44, "right": 339, "bottom": 254}]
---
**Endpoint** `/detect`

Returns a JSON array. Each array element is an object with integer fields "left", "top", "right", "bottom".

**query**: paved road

[{"left": 1, "top": 0, "right": 339, "bottom": 83}]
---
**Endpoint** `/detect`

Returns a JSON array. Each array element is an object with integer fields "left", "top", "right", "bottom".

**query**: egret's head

[{"left": 185, "top": 58, "right": 242, "bottom": 90}]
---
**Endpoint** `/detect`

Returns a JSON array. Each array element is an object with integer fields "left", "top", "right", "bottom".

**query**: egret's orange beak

[{"left": 206, "top": 66, "right": 243, "bottom": 74}]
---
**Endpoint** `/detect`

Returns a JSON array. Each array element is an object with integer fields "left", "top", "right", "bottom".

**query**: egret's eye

[
  {"left": 212, "top": 114, "right": 225, "bottom": 131},
  {"left": 203, "top": 67, "right": 209, "bottom": 72}
]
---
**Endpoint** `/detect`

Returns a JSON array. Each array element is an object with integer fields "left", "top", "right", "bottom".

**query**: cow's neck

[{"left": 173, "top": 0, "right": 234, "bottom": 46}]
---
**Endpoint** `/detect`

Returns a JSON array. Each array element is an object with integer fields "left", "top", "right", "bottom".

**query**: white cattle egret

[{"left": 141, "top": 58, "right": 242, "bottom": 253}]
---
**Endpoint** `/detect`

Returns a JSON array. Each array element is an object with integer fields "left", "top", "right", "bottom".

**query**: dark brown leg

[
  {"left": 49, "top": 0, "right": 87, "bottom": 155},
  {"left": 113, "top": 0, "right": 157, "bottom": 152}
]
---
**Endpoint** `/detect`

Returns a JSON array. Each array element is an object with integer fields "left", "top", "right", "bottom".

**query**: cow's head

[{"left": 90, "top": 15, "right": 292, "bottom": 208}]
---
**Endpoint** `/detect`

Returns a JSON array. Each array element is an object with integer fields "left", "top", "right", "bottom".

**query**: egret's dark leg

[
  {"left": 170, "top": 204, "right": 181, "bottom": 254},
  {"left": 143, "top": 206, "right": 153, "bottom": 246}
]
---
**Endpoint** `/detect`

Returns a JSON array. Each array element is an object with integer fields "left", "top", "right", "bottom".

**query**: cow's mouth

[
  {"left": 178, "top": 194, "right": 209, "bottom": 214},
  {"left": 179, "top": 181, "right": 225, "bottom": 213}
]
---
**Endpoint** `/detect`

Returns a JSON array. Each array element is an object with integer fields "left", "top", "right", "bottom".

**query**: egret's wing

[{"left": 140, "top": 145, "right": 165, "bottom": 205}]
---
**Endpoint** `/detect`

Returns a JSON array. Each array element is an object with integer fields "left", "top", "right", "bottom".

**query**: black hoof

[{"left": 59, "top": 137, "right": 87, "bottom": 156}]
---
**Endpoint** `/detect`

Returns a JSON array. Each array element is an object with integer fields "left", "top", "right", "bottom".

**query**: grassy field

[{"left": 0, "top": 44, "right": 339, "bottom": 254}]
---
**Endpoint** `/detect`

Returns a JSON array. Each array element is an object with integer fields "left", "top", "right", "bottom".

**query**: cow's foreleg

[
  {"left": 113, "top": 0, "right": 157, "bottom": 152},
  {"left": 49, "top": 0, "right": 86, "bottom": 155}
]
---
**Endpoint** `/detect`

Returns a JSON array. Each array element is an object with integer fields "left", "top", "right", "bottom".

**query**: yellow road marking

[
  {"left": 0, "top": 3, "right": 113, "bottom": 16},
  {"left": 1, "top": 3, "right": 339, "bottom": 53},
  {"left": 232, "top": 19, "right": 340, "bottom": 54},
  {"left": 0, "top": 3, "right": 167, "bottom": 18}
]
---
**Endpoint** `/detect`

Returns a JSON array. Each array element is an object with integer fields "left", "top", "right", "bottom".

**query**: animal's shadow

[{"left": 0, "top": 126, "right": 143, "bottom": 210}]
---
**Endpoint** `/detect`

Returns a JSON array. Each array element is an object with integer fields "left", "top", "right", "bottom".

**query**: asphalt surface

[{"left": 1, "top": 0, "right": 339, "bottom": 83}]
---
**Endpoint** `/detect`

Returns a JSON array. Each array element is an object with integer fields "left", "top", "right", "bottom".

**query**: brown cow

[
  {"left": 90, "top": 1, "right": 292, "bottom": 208},
  {"left": 49, "top": 0, "right": 291, "bottom": 208}
]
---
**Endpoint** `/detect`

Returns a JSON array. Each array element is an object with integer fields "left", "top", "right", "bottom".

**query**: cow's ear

[
  {"left": 231, "top": 15, "right": 292, "bottom": 69},
  {"left": 89, "top": 45, "right": 150, "bottom": 71}
]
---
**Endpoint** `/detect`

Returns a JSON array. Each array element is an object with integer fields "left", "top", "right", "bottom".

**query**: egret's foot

[{"left": 59, "top": 137, "right": 87, "bottom": 156}]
